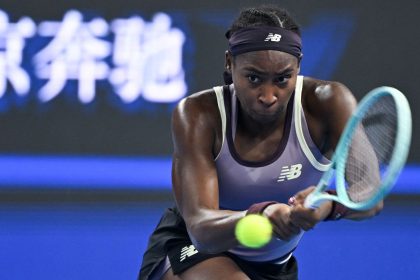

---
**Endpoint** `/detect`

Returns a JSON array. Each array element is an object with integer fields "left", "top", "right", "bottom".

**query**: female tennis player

[{"left": 139, "top": 5, "right": 383, "bottom": 280}]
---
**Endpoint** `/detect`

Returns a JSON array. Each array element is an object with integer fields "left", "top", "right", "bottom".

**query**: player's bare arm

[{"left": 171, "top": 90, "right": 246, "bottom": 254}]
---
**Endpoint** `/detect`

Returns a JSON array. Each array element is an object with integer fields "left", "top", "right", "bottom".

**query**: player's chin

[{"left": 251, "top": 110, "right": 281, "bottom": 124}]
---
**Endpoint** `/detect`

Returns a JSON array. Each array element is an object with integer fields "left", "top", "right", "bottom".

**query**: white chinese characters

[
  {"left": 0, "top": 10, "right": 35, "bottom": 98},
  {"left": 0, "top": 9, "right": 187, "bottom": 107},
  {"left": 110, "top": 13, "right": 186, "bottom": 103},
  {"left": 33, "top": 10, "right": 111, "bottom": 103}
]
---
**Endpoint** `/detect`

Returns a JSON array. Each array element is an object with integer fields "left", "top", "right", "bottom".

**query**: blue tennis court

[{"left": 0, "top": 195, "right": 418, "bottom": 280}]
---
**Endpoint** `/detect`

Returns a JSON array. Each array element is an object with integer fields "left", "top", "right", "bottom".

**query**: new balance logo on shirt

[
  {"left": 277, "top": 164, "right": 302, "bottom": 182},
  {"left": 264, "top": 33, "right": 282, "bottom": 42},
  {"left": 180, "top": 245, "right": 198, "bottom": 262}
]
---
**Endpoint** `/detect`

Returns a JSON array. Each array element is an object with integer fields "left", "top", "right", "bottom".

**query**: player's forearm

[
  {"left": 186, "top": 209, "right": 246, "bottom": 254},
  {"left": 343, "top": 200, "right": 383, "bottom": 220}
]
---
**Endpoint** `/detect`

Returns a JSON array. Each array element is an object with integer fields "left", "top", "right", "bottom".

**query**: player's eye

[
  {"left": 275, "top": 75, "right": 291, "bottom": 85},
  {"left": 247, "top": 74, "right": 261, "bottom": 84}
]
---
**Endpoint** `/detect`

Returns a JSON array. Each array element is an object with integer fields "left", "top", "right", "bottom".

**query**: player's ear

[
  {"left": 296, "top": 55, "right": 302, "bottom": 74},
  {"left": 224, "top": 51, "right": 234, "bottom": 85},
  {"left": 225, "top": 50, "right": 233, "bottom": 72}
]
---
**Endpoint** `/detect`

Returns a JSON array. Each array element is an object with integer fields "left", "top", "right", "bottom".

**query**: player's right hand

[{"left": 263, "top": 203, "right": 301, "bottom": 241}]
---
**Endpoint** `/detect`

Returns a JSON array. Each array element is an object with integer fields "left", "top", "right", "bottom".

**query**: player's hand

[
  {"left": 262, "top": 203, "right": 301, "bottom": 241},
  {"left": 288, "top": 187, "right": 333, "bottom": 231}
]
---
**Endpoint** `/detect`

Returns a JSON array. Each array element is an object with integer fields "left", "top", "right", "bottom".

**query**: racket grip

[{"left": 304, "top": 193, "right": 324, "bottom": 209}]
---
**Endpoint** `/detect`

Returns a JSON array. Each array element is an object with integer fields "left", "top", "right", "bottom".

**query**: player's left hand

[{"left": 288, "top": 187, "right": 333, "bottom": 231}]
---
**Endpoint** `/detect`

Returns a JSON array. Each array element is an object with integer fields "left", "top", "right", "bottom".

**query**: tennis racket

[{"left": 304, "top": 86, "right": 412, "bottom": 211}]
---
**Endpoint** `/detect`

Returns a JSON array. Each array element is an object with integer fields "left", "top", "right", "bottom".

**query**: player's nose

[{"left": 258, "top": 86, "right": 278, "bottom": 107}]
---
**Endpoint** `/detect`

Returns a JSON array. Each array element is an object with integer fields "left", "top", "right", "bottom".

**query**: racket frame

[{"left": 304, "top": 86, "right": 412, "bottom": 210}]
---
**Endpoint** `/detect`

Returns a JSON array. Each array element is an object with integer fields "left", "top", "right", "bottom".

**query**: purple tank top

[{"left": 213, "top": 76, "right": 331, "bottom": 262}]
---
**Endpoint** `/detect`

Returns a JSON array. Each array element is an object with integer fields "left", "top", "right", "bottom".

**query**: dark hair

[{"left": 223, "top": 5, "right": 301, "bottom": 84}]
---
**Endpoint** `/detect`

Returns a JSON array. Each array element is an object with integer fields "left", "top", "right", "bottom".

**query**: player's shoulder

[
  {"left": 302, "top": 76, "right": 354, "bottom": 102},
  {"left": 172, "top": 87, "right": 221, "bottom": 129},
  {"left": 301, "top": 76, "right": 357, "bottom": 115},
  {"left": 185, "top": 87, "right": 219, "bottom": 107},
  {"left": 174, "top": 87, "right": 219, "bottom": 115}
]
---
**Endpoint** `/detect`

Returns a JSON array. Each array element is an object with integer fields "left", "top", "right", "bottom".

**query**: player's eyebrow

[{"left": 242, "top": 66, "right": 294, "bottom": 76}]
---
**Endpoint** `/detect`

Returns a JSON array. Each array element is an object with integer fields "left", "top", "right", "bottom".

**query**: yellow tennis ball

[{"left": 235, "top": 214, "right": 272, "bottom": 248}]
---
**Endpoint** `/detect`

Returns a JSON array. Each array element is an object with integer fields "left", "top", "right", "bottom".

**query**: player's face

[{"left": 228, "top": 50, "right": 299, "bottom": 124}]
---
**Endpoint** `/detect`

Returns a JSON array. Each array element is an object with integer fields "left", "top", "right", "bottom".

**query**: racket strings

[{"left": 345, "top": 95, "right": 397, "bottom": 202}]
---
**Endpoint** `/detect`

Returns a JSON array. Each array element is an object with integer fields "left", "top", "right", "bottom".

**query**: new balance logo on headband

[{"left": 264, "top": 33, "right": 282, "bottom": 42}]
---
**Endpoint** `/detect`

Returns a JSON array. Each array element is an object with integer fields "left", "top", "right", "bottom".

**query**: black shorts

[{"left": 138, "top": 206, "right": 298, "bottom": 280}]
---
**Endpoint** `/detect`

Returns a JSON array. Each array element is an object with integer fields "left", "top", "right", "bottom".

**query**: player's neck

[{"left": 236, "top": 107, "right": 286, "bottom": 139}]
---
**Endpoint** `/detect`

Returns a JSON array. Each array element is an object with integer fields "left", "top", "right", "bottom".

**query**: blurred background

[{"left": 0, "top": 0, "right": 419, "bottom": 279}]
